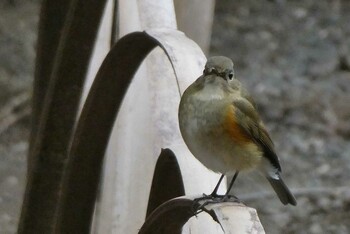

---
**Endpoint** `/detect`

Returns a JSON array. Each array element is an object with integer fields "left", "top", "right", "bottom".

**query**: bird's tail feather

[{"left": 267, "top": 175, "right": 297, "bottom": 206}]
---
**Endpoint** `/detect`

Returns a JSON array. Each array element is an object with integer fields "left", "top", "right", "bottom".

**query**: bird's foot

[
  {"left": 194, "top": 192, "right": 224, "bottom": 202},
  {"left": 221, "top": 194, "right": 241, "bottom": 203},
  {"left": 192, "top": 193, "right": 241, "bottom": 215}
]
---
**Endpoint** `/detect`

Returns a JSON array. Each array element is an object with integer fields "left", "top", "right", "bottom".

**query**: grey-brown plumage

[{"left": 232, "top": 92, "right": 297, "bottom": 206}]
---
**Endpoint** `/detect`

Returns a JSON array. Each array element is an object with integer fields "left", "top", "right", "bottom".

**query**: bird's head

[{"left": 204, "top": 56, "right": 235, "bottom": 81}]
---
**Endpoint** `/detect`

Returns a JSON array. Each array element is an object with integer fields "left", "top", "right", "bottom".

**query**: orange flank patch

[{"left": 224, "top": 105, "right": 252, "bottom": 144}]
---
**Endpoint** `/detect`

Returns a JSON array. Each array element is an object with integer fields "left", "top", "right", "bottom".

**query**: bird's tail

[{"left": 266, "top": 175, "right": 297, "bottom": 206}]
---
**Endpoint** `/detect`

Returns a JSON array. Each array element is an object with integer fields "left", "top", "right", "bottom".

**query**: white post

[{"left": 91, "top": 1, "right": 262, "bottom": 233}]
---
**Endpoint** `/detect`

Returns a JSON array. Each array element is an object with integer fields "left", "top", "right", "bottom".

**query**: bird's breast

[{"left": 179, "top": 95, "right": 262, "bottom": 173}]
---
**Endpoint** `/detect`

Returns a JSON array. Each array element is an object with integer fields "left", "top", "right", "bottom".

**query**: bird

[{"left": 178, "top": 56, "right": 297, "bottom": 206}]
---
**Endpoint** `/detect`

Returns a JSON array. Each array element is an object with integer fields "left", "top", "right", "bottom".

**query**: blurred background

[{"left": 0, "top": 0, "right": 349, "bottom": 233}]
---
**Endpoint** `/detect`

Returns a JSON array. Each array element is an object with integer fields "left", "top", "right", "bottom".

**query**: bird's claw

[{"left": 192, "top": 193, "right": 241, "bottom": 215}]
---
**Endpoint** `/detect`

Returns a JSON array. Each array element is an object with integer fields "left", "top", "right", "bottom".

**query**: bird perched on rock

[{"left": 178, "top": 56, "right": 297, "bottom": 205}]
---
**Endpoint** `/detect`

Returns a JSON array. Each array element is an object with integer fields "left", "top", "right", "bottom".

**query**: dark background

[{"left": 0, "top": 0, "right": 349, "bottom": 233}]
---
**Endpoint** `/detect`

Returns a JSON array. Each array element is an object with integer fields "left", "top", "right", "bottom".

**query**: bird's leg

[
  {"left": 194, "top": 174, "right": 225, "bottom": 201},
  {"left": 210, "top": 174, "right": 225, "bottom": 197},
  {"left": 225, "top": 171, "right": 239, "bottom": 195},
  {"left": 222, "top": 171, "right": 240, "bottom": 202},
  {"left": 193, "top": 173, "right": 242, "bottom": 213},
  {"left": 193, "top": 174, "right": 225, "bottom": 212}
]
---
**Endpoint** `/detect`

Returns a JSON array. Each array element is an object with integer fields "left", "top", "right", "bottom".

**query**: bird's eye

[
  {"left": 203, "top": 67, "right": 210, "bottom": 74},
  {"left": 204, "top": 67, "right": 217, "bottom": 75},
  {"left": 228, "top": 72, "right": 234, "bottom": 80}
]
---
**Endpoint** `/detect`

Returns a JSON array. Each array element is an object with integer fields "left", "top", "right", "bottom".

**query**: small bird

[{"left": 178, "top": 56, "right": 297, "bottom": 205}]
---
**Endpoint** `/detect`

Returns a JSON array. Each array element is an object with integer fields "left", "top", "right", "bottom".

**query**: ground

[
  {"left": 212, "top": 1, "right": 350, "bottom": 233},
  {"left": 0, "top": 0, "right": 349, "bottom": 233},
  {"left": 0, "top": 1, "right": 37, "bottom": 233}
]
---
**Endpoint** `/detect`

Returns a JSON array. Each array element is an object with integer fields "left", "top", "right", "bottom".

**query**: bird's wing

[
  {"left": 232, "top": 99, "right": 282, "bottom": 171},
  {"left": 240, "top": 87, "right": 257, "bottom": 109}
]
